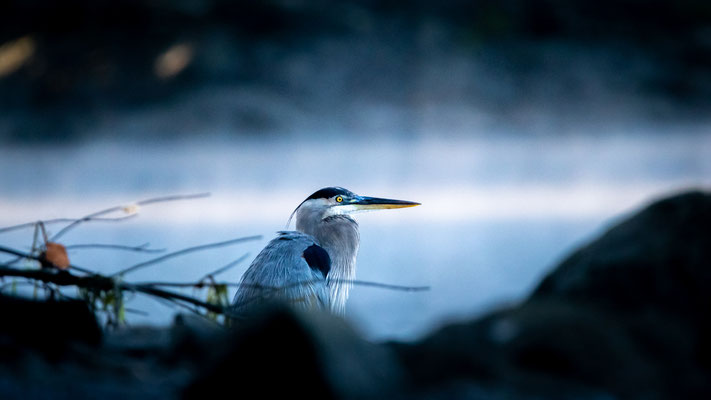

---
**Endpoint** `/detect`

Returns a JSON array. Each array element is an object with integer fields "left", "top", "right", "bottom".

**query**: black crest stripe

[{"left": 306, "top": 187, "right": 354, "bottom": 200}]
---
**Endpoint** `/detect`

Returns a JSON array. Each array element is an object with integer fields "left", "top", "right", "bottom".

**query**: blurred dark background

[{"left": 2, "top": 0, "right": 710, "bottom": 142}]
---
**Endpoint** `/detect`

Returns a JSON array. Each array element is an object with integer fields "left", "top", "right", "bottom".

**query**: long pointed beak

[{"left": 352, "top": 196, "right": 421, "bottom": 210}]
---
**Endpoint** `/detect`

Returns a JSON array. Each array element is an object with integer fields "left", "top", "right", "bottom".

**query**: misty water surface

[{"left": 0, "top": 130, "right": 709, "bottom": 340}]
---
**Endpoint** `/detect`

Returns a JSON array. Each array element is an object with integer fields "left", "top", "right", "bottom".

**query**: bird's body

[
  {"left": 233, "top": 231, "right": 330, "bottom": 312},
  {"left": 232, "top": 187, "right": 418, "bottom": 316}
]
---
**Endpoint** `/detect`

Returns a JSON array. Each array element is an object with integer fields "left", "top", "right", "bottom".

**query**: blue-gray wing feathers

[{"left": 232, "top": 231, "right": 330, "bottom": 313}]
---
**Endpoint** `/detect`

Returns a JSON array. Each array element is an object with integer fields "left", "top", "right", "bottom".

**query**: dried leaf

[{"left": 42, "top": 242, "right": 70, "bottom": 269}]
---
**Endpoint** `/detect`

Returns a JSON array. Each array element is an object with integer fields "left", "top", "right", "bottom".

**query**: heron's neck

[{"left": 296, "top": 212, "right": 360, "bottom": 315}]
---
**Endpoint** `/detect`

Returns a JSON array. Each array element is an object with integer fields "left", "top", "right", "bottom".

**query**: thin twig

[
  {"left": 0, "top": 245, "right": 38, "bottom": 261},
  {"left": 236, "top": 279, "right": 429, "bottom": 310},
  {"left": 65, "top": 243, "right": 166, "bottom": 254},
  {"left": 336, "top": 279, "right": 430, "bottom": 292},
  {"left": 140, "top": 292, "right": 180, "bottom": 310},
  {"left": 0, "top": 216, "right": 136, "bottom": 235},
  {"left": 126, "top": 283, "right": 226, "bottom": 314},
  {"left": 2, "top": 245, "right": 429, "bottom": 293},
  {"left": 113, "top": 236, "right": 261, "bottom": 277},
  {"left": 0, "top": 260, "right": 428, "bottom": 323},
  {"left": 39, "top": 221, "right": 49, "bottom": 244},
  {"left": 0, "top": 244, "right": 96, "bottom": 275},
  {"left": 1, "top": 255, "right": 23, "bottom": 266},
  {"left": 134, "top": 193, "right": 211, "bottom": 206},
  {"left": 0, "top": 265, "right": 228, "bottom": 315},
  {"left": 65, "top": 265, "right": 96, "bottom": 274},
  {"left": 137, "top": 279, "right": 430, "bottom": 292},
  {"left": 124, "top": 308, "right": 150, "bottom": 316},
  {"left": 50, "top": 192, "right": 210, "bottom": 241},
  {"left": 200, "top": 253, "right": 251, "bottom": 281},
  {"left": 54, "top": 289, "right": 84, "bottom": 303}
]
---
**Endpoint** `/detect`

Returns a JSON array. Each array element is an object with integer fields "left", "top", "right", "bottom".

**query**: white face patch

[{"left": 322, "top": 203, "right": 361, "bottom": 218}]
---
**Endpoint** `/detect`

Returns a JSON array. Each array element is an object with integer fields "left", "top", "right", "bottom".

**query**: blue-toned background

[{"left": 1, "top": 0, "right": 709, "bottom": 341}]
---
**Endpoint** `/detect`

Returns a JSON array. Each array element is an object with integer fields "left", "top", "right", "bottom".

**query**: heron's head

[{"left": 288, "top": 187, "right": 420, "bottom": 228}]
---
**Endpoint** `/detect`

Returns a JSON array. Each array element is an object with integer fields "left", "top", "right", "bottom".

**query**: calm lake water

[{"left": 1, "top": 132, "right": 709, "bottom": 340}]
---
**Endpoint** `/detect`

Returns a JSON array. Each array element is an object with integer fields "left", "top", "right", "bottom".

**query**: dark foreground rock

[
  {"left": 532, "top": 190, "right": 711, "bottom": 396},
  {"left": 392, "top": 190, "right": 711, "bottom": 399},
  {"left": 0, "top": 190, "right": 709, "bottom": 399}
]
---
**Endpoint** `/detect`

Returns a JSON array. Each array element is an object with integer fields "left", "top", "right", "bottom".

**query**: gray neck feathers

[{"left": 296, "top": 207, "right": 360, "bottom": 315}]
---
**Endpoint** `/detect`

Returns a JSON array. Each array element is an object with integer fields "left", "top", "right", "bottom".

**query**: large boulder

[
  {"left": 391, "top": 190, "right": 711, "bottom": 399},
  {"left": 532, "top": 190, "right": 711, "bottom": 391},
  {"left": 533, "top": 190, "right": 711, "bottom": 319}
]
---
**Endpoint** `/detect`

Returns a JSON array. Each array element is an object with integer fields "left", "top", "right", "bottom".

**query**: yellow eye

[{"left": 336, "top": 196, "right": 343, "bottom": 203}]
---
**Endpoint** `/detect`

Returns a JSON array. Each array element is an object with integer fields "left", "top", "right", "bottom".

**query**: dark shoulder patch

[
  {"left": 306, "top": 187, "right": 354, "bottom": 200},
  {"left": 303, "top": 244, "right": 331, "bottom": 278}
]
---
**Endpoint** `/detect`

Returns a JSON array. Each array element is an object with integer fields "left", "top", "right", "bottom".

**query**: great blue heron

[{"left": 232, "top": 187, "right": 419, "bottom": 316}]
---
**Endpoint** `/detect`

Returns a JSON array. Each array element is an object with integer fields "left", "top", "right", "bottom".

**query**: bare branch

[
  {"left": 0, "top": 260, "right": 428, "bottom": 327},
  {"left": 0, "top": 244, "right": 96, "bottom": 275},
  {"left": 50, "top": 192, "right": 210, "bottom": 241},
  {"left": 39, "top": 221, "right": 49, "bottom": 244},
  {"left": 124, "top": 308, "right": 150, "bottom": 316},
  {"left": 65, "top": 243, "right": 166, "bottom": 254},
  {"left": 0, "top": 216, "right": 136, "bottom": 235},
  {"left": 0, "top": 256, "right": 24, "bottom": 266},
  {"left": 113, "top": 236, "right": 261, "bottom": 277},
  {"left": 135, "top": 193, "right": 211, "bottom": 206},
  {"left": 0, "top": 244, "right": 37, "bottom": 260},
  {"left": 3, "top": 244, "right": 428, "bottom": 294},
  {"left": 338, "top": 279, "right": 430, "bottom": 292},
  {"left": 0, "top": 265, "right": 228, "bottom": 315},
  {"left": 134, "top": 285, "right": 225, "bottom": 314},
  {"left": 201, "top": 253, "right": 251, "bottom": 281},
  {"left": 136, "top": 279, "right": 430, "bottom": 292}
]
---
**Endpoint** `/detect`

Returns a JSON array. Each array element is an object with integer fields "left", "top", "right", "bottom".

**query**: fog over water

[{"left": 1, "top": 124, "right": 708, "bottom": 340}]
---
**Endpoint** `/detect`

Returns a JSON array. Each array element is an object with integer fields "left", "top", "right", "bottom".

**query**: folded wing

[{"left": 232, "top": 231, "right": 331, "bottom": 313}]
